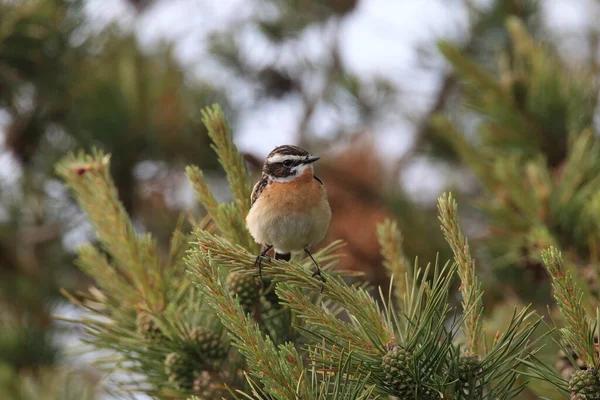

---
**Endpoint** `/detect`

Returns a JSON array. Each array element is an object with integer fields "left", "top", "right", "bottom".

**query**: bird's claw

[
  {"left": 312, "top": 269, "right": 326, "bottom": 293},
  {"left": 255, "top": 250, "right": 272, "bottom": 287}
]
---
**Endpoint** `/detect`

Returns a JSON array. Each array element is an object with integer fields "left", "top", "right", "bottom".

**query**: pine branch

[
  {"left": 276, "top": 284, "right": 381, "bottom": 356},
  {"left": 229, "top": 356, "right": 378, "bottom": 400},
  {"left": 185, "top": 165, "right": 222, "bottom": 227},
  {"left": 438, "top": 192, "right": 484, "bottom": 354},
  {"left": 75, "top": 243, "right": 134, "bottom": 304},
  {"left": 200, "top": 104, "right": 252, "bottom": 220},
  {"left": 186, "top": 105, "right": 257, "bottom": 252},
  {"left": 191, "top": 229, "right": 394, "bottom": 350},
  {"left": 186, "top": 166, "right": 256, "bottom": 250},
  {"left": 376, "top": 219, "right": 412, "bottom": 306},
  {"left": 437, "top": 40, "right": 505, "bottom": 100},
  {"left": 481, "top": 306, "right": 544, "bottom": 398},
  {"left": 218, "top": 202, "right": 256, "bottom": 251},
  {"left": 541, "top": 247, "right": 597, "bottom": 367},
  {"left": 429, "top": 115, "right": 498, "bottom": 184},
  {"left": 307, "top": 353, "right": 378, "bottom": 399},
  {"left": 554, "top": 129, "right": 598, "bottom": 205},
  {"left": 167, "top": 214, "right": 190, "bottom": 269},
  {"left": 400, "top": 262, "right": 459, "bottom": 350},
  {"left": 55, "top": 149, "right": 165, "bottom": 307},
  {"left": 186, "top": 249, "right": 313, "bottom": 399},
  {"left": 56, "top": 150, "right": 136, "bottom": 272}
]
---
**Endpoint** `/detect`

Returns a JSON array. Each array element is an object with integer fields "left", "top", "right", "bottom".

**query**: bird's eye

[{"left": 282, "top": 160, "right": 292, "bottom": 167}]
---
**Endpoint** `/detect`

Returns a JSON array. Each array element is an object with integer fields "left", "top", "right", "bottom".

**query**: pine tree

[
  {"left": 0, "top": 1, "right": 221, "bottom": 397},
  {"left": 54, "top": 104, "right": 548, "bottom": 399},
  {"left": 5, "top": 1, "right": 600, "bottom": 398},
  {"left": 431, "top": 14, "right": 600, "bottom": 399},
  {"left": 433, "top": 17, "right": 600, "bottom": 303}
]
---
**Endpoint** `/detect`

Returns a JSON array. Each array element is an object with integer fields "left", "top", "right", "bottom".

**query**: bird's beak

[{"left": 304, "top": 155, "right": 320, "bottom": 164}]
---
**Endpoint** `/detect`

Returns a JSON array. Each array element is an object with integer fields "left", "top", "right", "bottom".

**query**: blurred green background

[{"left": 1, "top": 0, "right": 599, "bottom": 398}]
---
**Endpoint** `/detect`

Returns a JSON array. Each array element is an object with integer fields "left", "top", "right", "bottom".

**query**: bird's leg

[
  {"left": 255, "top": 244, "right": 273, "bottom": 283},
  {"left": 304, "top": 247, "right": 326, "bottom": 293}
]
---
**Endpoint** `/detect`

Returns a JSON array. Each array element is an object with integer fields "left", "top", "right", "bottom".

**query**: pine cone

[
  {"left": 226, "top": 271, "right": 260, "bottom": 310},
  {"left": 193, "top": 370, "right": 220, "bottom": 398},
  {"left": 382, "top": 346, "right": 414, "bottom": 397},
  {"left": 165, "top": 352, "right": 194, "bottom": 390},
  {"left": 136, "top": 312, "right": 162, "bottom": 340},
  {"left": 381, "top": 346, "right": 438, "bottom": 399},
  {"left": 569, "top": 369, "right": 600, "bottom": 399},
  {"left": 190, "top": 327, "right": 227, "bottom": 360}
]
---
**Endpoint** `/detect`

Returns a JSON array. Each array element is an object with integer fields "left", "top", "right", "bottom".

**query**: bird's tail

[{"left": 275, "top": 252, "right": 291, "bottom": 261}]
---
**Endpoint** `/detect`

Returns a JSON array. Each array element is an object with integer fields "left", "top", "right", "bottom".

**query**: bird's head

[{"left": 262, "top": 145, "right": 320, "bottom": 182}]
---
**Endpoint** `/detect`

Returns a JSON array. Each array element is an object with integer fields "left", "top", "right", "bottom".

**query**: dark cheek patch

[{"left": 266, "top": 164, "right": 289, "bottom": 178}]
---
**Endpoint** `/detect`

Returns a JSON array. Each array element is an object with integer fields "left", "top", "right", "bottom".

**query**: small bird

[{"left": 246, "top": 145, "right": 332, "bottom": 287}]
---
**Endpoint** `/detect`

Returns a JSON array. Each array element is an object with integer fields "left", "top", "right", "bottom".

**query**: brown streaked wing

[{"left": 250, "top": 175, "right": 270, "bottom": 207}]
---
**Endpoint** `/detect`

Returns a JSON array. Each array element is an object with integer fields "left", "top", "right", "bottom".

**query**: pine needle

[
  {"left": 186, "top": 250, "right": 313, "bottom": 399},
  {"left": 200, "top": 104, "right": 252, "bottom": 219},
  {"left": 542, "top": 247, "right": 597, "bottom": 367},
  {"left": 438, "top": 192, "right": 484, "bottom": 355},
  {"left": 55, "top": 149, "right": 165, "bottom": 308},
  {"left": 376, "top": 219, "right": 412, "bottom": 306}
]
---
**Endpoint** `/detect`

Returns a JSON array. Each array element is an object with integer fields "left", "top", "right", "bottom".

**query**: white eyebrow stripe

[
  {"left": 267, "top": 174, "right": 296, "bottom": 182},
  {"left": 266, "top": 154, "right": 306, "bottom": 163}
]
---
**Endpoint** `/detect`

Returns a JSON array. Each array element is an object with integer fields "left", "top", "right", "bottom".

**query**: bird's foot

[
  {"left": 311, "top": 269, "right": 326, "bottom": 293},
  {"left": 255, "top": 245, "right": 273, "bottom": 286},
  {"left": 255, "top": 254, "right": 271, "bottom": 284},
  {"left": 304, "top": 246, "right": 326, "bottom": 293}
]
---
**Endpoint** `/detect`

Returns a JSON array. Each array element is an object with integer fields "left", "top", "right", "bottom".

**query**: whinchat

[{"left": 246, "top": 145, "right": 331, "bottom": 286}]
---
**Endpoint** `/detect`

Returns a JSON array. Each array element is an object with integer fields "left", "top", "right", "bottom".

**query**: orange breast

[{"left": 260, "top": 169, "right": 324, "bottom": 212}]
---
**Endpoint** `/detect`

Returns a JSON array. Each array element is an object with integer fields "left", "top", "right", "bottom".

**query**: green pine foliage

[
  {"left": 431, "top": 16, "right": 600, "bottom": 398},
  {"left": 432, "top": 18, "right": 600, "bottom": 306},
  {"left": 438, "top": 193, "right": 484, "bottom": 355},
  {"left": 186, "top": 105, "right": 257, "bottom": 252},
  {"left": 0, "top": 2, "right": 222, "bottom": 395},
  {"left": 542, "top": 248, "right": 597, "bottom": 368},
  {"left": 52, "top": 101, "right": 570, "bottom": 399},
  {"left": 0, "top": 367, "right": 100, "bottom": 400},
  {"left": 0, "top": 1, "right": 594, "bottom": 397},
  {"left": 521, "top": 249, "right": 600, "bottom": 398},
  {"left": 376, "top": 220, "right": 412, "bottom": 306}
]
